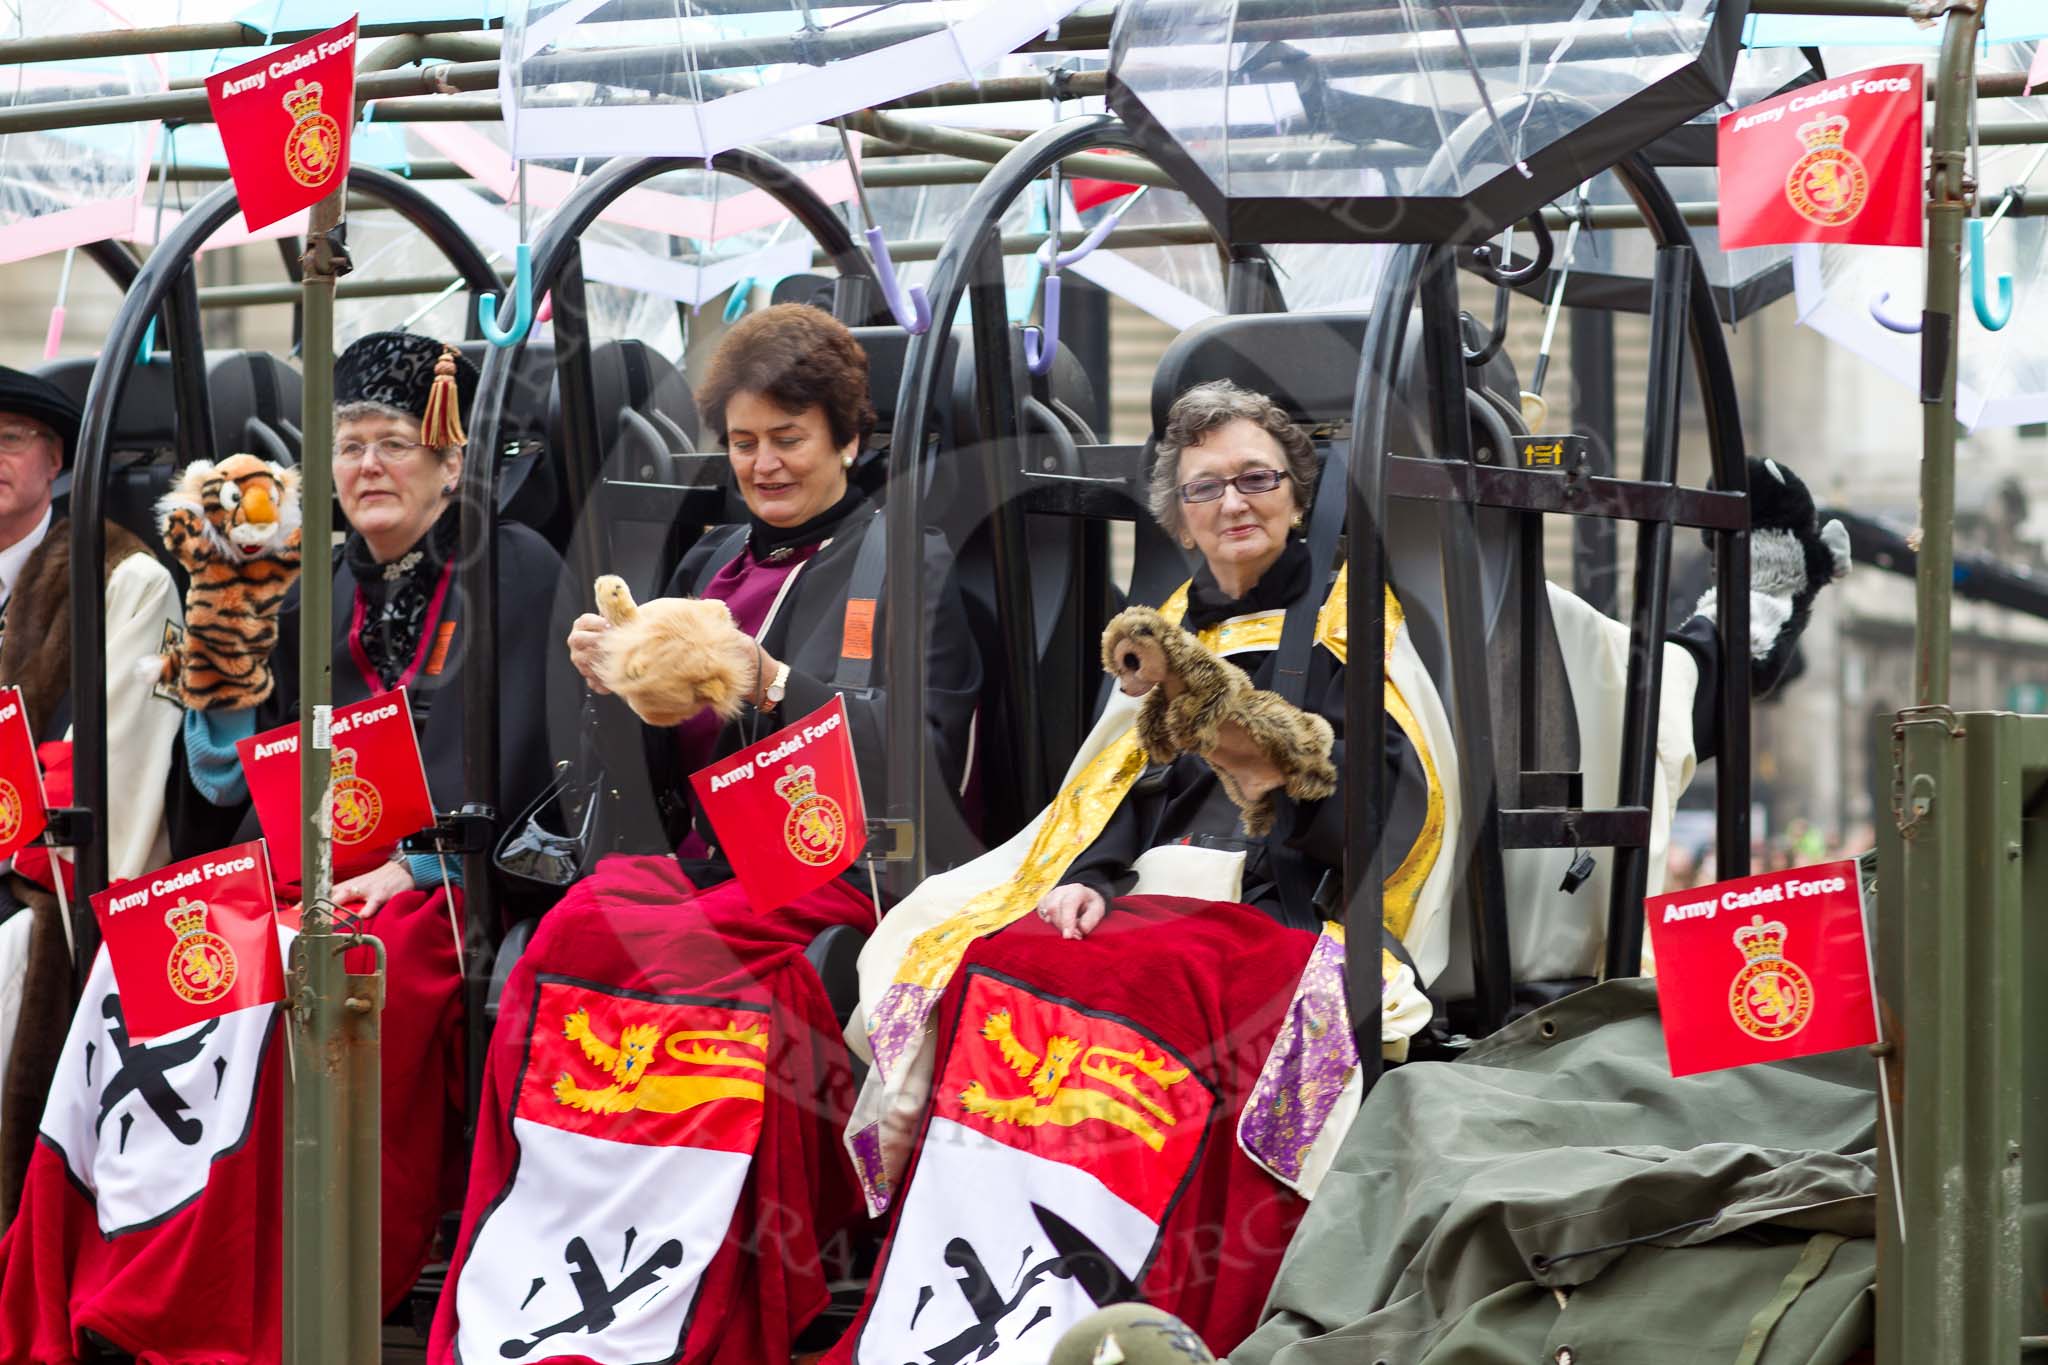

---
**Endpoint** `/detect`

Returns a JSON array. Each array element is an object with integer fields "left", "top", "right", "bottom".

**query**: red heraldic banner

[
  {"left": 453, "top": 979, "right": 770, "bottom": 1363},
  {"left": 238, "top": 688, "right": 435, "bottom": 884},
  {"left": 1717, "top": 63, "right": 1923, "bottom": 249},
  {"left": 690, "top": 696, "right": 867, "bottom": 913},
  {"left": 204, "top": 17, "right": 358, "bottom": 231},
  {"left": 0, "top": 685, "right": 49, "bottom": 862},
  {"left": 90, "top": 840, "right": 283, "bottom": 1040},
  {"left": 1646, "top": 859, "right": 1879, "bottom": 1078}
]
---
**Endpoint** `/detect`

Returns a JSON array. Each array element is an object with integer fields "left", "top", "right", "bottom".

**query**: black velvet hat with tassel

[{"left": 333, "top": 331, "right": 478, "bottom": 447}]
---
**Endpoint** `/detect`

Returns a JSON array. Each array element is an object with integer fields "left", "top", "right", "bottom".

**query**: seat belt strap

[{"left": 832, "top": 510, "right": 887, "bottom": 692}]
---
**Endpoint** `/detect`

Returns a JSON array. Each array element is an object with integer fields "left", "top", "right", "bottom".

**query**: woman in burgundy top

[{"left": 567, "top": 303, "right": 982, "bottom": 894}]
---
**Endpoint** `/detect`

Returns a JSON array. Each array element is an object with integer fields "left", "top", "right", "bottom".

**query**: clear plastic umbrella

[
  {"left": 1107, "top": 0, "right": 1751, "bottom": 244},
  {"left": 1793, "top": 44, "right": 2048, "bottom": 430},
  {"left": 0, "top": 2, "right": 161, "bottom": 267},
  {"left": 501, "top": 0, "right": 1090, "bottom": 161}
]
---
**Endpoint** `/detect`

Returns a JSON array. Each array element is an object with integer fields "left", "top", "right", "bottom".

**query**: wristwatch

[{"left": 762, "top": 660, "right": 791, "bottom": 713}]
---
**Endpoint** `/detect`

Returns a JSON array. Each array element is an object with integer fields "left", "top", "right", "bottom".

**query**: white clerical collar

[{"left": 0, "top": 506, "right": 54, "bottom": 610}]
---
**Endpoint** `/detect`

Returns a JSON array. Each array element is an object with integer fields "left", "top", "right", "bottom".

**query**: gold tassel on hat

[{"left": 419, "top": 344, "right": 467, "bottom": 448}]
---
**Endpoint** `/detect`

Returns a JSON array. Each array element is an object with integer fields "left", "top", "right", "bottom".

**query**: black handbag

[{"left": 494, "top": 700, "right": 615, "bottom": 892}]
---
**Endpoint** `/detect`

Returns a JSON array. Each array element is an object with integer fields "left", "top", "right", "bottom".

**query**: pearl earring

[{"left": 842, "top": 453, "right": 855, "bottom": 470}]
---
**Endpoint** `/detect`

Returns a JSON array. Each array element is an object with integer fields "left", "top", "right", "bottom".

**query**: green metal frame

[{"left": 1876, "top": 4, "right": 2047, "bottom": 1362}]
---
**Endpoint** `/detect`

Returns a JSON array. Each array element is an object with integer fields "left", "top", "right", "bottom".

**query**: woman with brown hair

[{"left": 432, "top": 304, "right": 981, "bottom": 1365}]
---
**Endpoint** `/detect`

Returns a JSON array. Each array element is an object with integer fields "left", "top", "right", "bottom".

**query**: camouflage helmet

[{"left": 1047, "top": 1304, "right": 1217, "bottom": 1365}]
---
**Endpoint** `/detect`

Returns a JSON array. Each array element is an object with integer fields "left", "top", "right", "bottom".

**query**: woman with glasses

[{"left": 185, "top": 331, "right": 569, "bottom": 918}]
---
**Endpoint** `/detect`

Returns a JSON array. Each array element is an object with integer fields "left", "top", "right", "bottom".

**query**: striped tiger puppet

[{"left": 154, "top": 453, "right": 304, "bottom": 711}]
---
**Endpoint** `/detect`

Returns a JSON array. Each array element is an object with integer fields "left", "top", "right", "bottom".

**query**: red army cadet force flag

[
  {"left": 238, "top": 688, "right": 436, "bottom": 886},
  {"left": 690, "top": 696, "right": 867, "bottom": 913},
  {"left": 0, "top": 685, "right": 49, "bottom": 863},
  {"left": 89, "top": 839, "right": 284, "bottom": 1040},
  {"left": 1717, "top": 63, "right": 1923, "bottom": 250},
  {"left": 203, "top": 17, "right": 358, "bottom": 232},
  {"left": 1645, "top": 859, "right": 1879, "bottom": 1078}
]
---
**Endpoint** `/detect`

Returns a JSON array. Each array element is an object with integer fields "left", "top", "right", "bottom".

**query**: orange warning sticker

[
  {"left": 841, "top": 599, "right": 875, "bottom": 661},
  {"left": 425, "top": 621, "right": 457, "bottom": 676}
]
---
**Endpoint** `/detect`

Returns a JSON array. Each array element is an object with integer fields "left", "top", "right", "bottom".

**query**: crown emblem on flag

[
  {"left": 1731, "top": 915, "right": 1787, "bottom": 962},
  {"left": 282, "top": 79, "right": 324, "bottom": 123},
  {"left": 774, "top": 764, "right": 818, "bottom": 805},
  {"left": 1795, "top": 112, "right": 1850, "bottom": 152},
  {"left": 165, "top": 897, "right": 212, "bottom": 939},
  {"left": 331, "top": 746, "right": 358, "bottom": 780},
  {"left": 328, "top": 747, "right": 383, "bottom": 845}
]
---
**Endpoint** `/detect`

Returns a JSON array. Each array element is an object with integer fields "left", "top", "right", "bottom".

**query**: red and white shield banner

[
  {"left": 850, "top": 970, "right": 1217, "bottom": 1365},
  {"left": 454, "top": 978, "right": 771, "bottom": 1364}
]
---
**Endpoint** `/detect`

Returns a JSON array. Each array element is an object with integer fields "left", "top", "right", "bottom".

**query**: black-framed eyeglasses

[{"left": 1177, "top": 467, "right": 1289, "bottom": 504}]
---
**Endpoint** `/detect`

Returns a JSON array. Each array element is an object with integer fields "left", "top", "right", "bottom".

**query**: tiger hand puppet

[{"left": 155, "top": 453, "right": 304, "bottom": 711}]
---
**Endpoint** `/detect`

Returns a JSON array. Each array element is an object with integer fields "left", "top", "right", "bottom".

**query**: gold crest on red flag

[
  {"left": 1645, "top": 860, "right": 1878, "bottom": 1077},
  {"left": 690, "top": 696, "right": 868, "bottom": 913},
  {"left": 202, "top": 17, "right": 358, "bottom": 232},
  {"left": 237, "top": 689, "right": 435, "bottom": 886},
  {"left": 1717, "top": 63, "right": 1922, "bottom": 250},
  {"left": 89, "top": 840, "right": 283, "bottom": 1040},
  {"left": 0, "top": 685, "right": 50, "bottom": 863}
]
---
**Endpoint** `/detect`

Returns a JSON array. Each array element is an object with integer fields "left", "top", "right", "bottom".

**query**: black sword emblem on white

[
  {"left": 93, "top": 994, "right": 219, "bottom": 1150},
  {"left": 499, "top": 1231, "right": 685, "bottom": 1359},
  {"left": 907, "top": 1203, "right": 1140, "bottom": 1365}
]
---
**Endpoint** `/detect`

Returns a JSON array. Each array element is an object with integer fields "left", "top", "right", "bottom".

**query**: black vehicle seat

[
  {"left": 453, "top": 340, "right": 560, "bottom": 542},
  {"left": 208, "top": 350, "right": 304, "bottom": 468},
  {"left": 572, "top": 340, "right": 710, "bottom": 595}
]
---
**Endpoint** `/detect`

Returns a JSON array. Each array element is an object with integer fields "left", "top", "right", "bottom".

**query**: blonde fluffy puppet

[
  {"left": 1100, "top": 604, "right": 1336, "bottom": 836},
  {"left": 587, "top": 574, "right": 762, "bottom": 727}
]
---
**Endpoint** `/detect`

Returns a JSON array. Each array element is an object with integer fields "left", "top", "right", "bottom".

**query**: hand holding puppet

[
  {"left": 155, "top": 453, "right": 303, "bottom": 711},
  {"left": 1101, "top": 606, "right": 1336, "bottom": 836},
  {"left": 591, "top": 574, "right": 760, "bottom": 728}
]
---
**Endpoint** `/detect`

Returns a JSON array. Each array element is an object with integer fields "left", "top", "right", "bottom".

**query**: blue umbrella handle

[
  {"left": 1968, "top": 219, "right": 2013, "bottom": 332},
  {"left": 1869, "top": 291, "right": 1922, "bottom": 335},
  {"left": 1022, "top": 273, "right": 1062, "bottom": 376},
  {"left": 864, "top": 226, "right": 931, "bottom": 334},
  {"left": 479, "top": 242, "right": 535, "bottom": 347},
  {"left": 723, "top": 279, "right": 756, "bottom": 324},
  {"left": 136, "top": 317, "right": 158, "bottom": 365}
]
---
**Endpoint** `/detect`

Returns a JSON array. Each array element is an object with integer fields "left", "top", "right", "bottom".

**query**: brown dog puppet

[
  {"left": 1100, "top": 606, "right": 1336, "bottom": 835},
  {"left": 590, "top": 575, "right": 761, "bottom": 728}
]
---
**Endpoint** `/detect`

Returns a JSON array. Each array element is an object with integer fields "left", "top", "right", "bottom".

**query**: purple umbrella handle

[
  {"left": 1869, "top": 291, "right": 1923, "bottom": 335},
  {"left": 1022, "top": 274, "right": 1062, "bottom": 376},
  {"left": 865, "top": 226, "right": 932, "bottom": 334}
]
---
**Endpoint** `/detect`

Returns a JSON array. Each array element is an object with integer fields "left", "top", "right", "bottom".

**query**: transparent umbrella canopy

[
  {"left": 1106, "top": 0, "right": 1751, "bottom": 244},
  {"left": 1793, "top": 44, "right": 2048, "bottom": 430},
  {"left": 0, "top": 1, "right": 161, "bottom": 265},
  {"left": 502, "top": 0, "right": 1091, "bottom": 161}
]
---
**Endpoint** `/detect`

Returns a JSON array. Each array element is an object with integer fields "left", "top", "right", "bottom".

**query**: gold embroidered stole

[{"left": 887, "top": 570, "right": 1446, "bottom": 997}]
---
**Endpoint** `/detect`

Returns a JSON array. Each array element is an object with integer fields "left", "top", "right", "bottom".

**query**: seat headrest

[
  {"left": 37, "top": 357, "right": 178, "bottom": 459},
  {"left": 206, "top": 351, "right": 303, "bottom": 466},
  {"left": 855, "top": 327, "right": 1102, "bottom": 451},
  {"left": 1149, "top": 311, "right": 1522, "bottom": 448}
]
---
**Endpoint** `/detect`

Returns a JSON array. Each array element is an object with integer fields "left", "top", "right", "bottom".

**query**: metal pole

[
  {"left": 1602, "top": 245, "right": 1691, "bottom": 980},
  {"left": 1569, "top": 308, "right": 1619, "bottom": 615},
  {"left": 284, "top": 188, "right": 382, "bottom": 1365}
]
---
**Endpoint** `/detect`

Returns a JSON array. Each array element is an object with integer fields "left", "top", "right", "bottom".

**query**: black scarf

[
  {"left": 345, "top": 506, "right": 460, "bottom": 689},
  {"left": 746, "top": 483, "right": 866, "bottom": 563},
  {"left": 1183, "top": 535, "right": 1313, "bottom": 633}
]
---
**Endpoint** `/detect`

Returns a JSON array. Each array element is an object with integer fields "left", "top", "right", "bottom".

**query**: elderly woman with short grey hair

[{"left": 1034, "top": 378, "right": 1431, "bottom": 939}]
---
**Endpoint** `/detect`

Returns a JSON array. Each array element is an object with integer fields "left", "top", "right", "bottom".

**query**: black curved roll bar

[
  {"left": 1342, "top": 153, "right": 1753, "bottom": 1041},
  {"left": 458, "top": 146, "right": 880, "bottom": 960},
  {"left": 882, "top": 113, "right": 1156, "bottom": 894},
  {"left": 65, "top": 165, "right": 505, "bottom": 973}
]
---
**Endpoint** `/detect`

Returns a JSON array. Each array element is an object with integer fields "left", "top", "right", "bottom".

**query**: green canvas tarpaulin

[{"left": 1231, "top": 980, "right": 1880, "bottom": 1365}]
